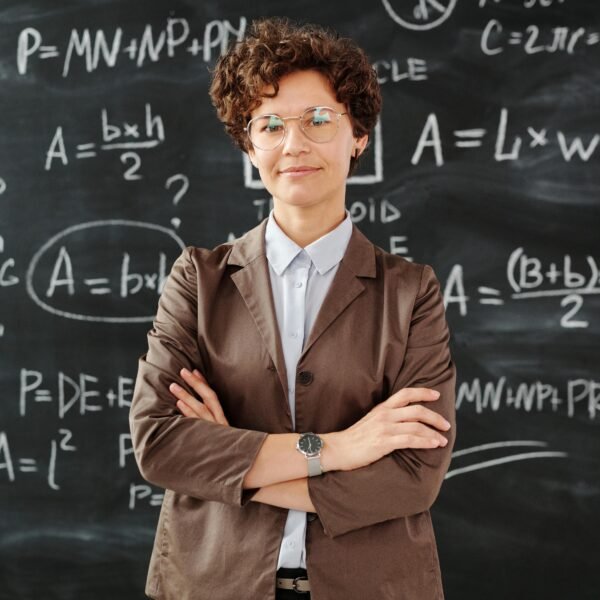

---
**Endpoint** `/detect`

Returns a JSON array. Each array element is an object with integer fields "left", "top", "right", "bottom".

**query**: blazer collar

[
  {"left": 264, "top": 208, "right": 353, "bottom": 276},
  {"left": 227, "top": 216, "right": 376, "bottom": 278},
  {"left": 227, "top": 216, "right": 376, "bottom": 421}
]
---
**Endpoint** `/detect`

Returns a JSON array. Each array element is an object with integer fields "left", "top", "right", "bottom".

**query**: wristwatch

[{"left": 296, "top": 432, "right": 324, "bottom": 476}]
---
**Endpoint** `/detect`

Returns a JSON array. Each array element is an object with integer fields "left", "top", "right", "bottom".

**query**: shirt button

[
  {"left": 290, "top": 332, "right": 298, "bottom": 338},
  {"left": 294, "top": 282, "right": 302, "bottom": 288},
  {"left": 286, "top": 540, "right": 295, "bottom": 547},
  {"left": 297, "top": 371, "right": 313, "bottom": 385}
]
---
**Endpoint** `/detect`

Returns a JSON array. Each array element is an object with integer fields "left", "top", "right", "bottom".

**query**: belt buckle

[{"left": 292, "top": 575, "right": 309, "bottom": 594}]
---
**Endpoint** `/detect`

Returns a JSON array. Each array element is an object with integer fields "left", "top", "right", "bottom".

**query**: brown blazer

[{"left": 129, "top": 216, "right": 457, "bottom": 600}]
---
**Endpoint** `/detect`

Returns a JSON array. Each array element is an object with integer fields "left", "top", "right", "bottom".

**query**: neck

[{"left": 272, "top": 202, "right": 347, "bottom": 248}]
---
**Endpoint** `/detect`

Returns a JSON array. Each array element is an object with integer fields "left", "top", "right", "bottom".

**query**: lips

[{"left": 280, "top": 166, "right": 320, "bottom": 173}]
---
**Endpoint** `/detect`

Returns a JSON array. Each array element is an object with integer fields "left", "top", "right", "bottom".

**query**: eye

[
  {"left": 308, "top": 107, "right": 333, "bottom": 127},
  {"left": 263, "top": 115, "right": 284, "bottom": 133}
]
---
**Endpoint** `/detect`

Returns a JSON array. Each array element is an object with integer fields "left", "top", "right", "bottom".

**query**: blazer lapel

[
  {"left": 300, "top": 223, "right": 376, "bottom": 361},
  {"left": 227, "top": 216, "right": 377, "bottom": 406},
  {"left": 228, "top": 219, "right": 290, "bottom": 408}
]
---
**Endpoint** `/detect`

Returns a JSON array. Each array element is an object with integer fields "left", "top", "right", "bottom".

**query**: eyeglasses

[{"left": 244, "top": 106, "right": 348, "bottom": 151}]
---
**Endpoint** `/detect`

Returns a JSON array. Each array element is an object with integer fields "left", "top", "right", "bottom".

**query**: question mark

[
  {"left": 165, "top": 174, "right": 189, "bottom": 205},
  {"left": 165, "top": 174, "right": 189, "bottom": 230}
]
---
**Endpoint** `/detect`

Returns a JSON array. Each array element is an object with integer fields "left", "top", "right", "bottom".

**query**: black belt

[{"left": 276, "top": 567, "right": 311, "bottom": 593}]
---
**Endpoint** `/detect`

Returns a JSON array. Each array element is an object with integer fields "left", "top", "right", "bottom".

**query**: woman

[{"left": 130, "top": 16, "right": 456, "bottom": 600}]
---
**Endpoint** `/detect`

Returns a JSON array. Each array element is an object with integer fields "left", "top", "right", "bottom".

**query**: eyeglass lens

[{"left": 248, "top": 107, "right": 339, "bottom": 150}]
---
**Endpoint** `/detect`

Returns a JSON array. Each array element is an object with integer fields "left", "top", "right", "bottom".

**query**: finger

[
  {"left": 176, "top": 398, "right": 197, "bottom": 419},
  {"left": 169, "top": 382, "right": 210, "bottom": 419},
  {"left": 389, "top": 405, "right": 451, "bottom": 431},
  {"left": 178, "top": 369, "right": 217, "bottom": 417},
  {"left": 384, "top": 387, "right": 440, "bottom": 408},
  {"left": 395, "top": 433, "right": 447, "bottom": 449},
  {"left": 394, "top": 422, "right": 448, "bottom": 447},
  {"left": 169, "top": 383, "right": 215, "bottom": 422},
  {"left": 193, "top": 369, "right": 230, "bottom": 426},
  {"left": 180, "top": 368, "right": 211, "bottom": 397},
  {"left": 181, "top": 368, "right": 229, "bottom": 426}
]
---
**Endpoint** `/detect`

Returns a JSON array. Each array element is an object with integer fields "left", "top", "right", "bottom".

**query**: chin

[
  {"left": 278, "top": 198, "right": 313, "bottom": 207},
  {"left": 278, "top": 197, "right": 328, "bottom": 210}
]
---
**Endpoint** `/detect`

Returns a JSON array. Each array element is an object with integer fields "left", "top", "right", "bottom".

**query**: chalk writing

[
  {"left": 45, "top": 104, "right": 167, "bottom": 180},
  {"left": 0, "top": 429, "right": 77, "bottom": 489},
  {"left": 456, "top": 377, "right": 600, "bottom": 418},
  {"left": 381, "top": 0, "right": 457, "bottom": 31},
  {"left": 16, "top": 18, "right": 247, "bottom": 76},
  {"left": 446, "top": 440, "right": 568, "bottom": 479},
  {"left": 444, "top": 250, "right": 599, "bottom": 327},
  {"left": 412, "top": 109, "right": 599, "bottom": 165},
  {"left": 19, "top": 368, "right": 134, "bottom": 417},
  {"left": 25, "top": 220, "right": 184, "bottom": 323}
]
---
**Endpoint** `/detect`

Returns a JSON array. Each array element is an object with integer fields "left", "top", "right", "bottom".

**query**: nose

[{"left": 281, "top": 117, "right": 310, "bottom": 155}]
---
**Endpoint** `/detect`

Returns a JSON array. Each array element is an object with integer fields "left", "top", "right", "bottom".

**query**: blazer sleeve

[
  {"left": 129, "top": 247, "right": 268, "bottom": 507},
  {"left": 307, "top": 263, "right": 456, "bottom": 539}
]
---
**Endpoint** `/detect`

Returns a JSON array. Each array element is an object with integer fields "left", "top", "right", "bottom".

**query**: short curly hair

[{"left": 208, "top": 16, "right": 382, "bottom": 176}]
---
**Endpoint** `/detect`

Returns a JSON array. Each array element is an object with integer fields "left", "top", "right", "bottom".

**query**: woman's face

[{"left": 247, "top": 69, "right": 368, "bottom": 212}]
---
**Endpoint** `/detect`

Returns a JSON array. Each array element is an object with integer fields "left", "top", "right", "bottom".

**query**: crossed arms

[
  {"left": 129, "top": 249, "right": 456, "bottom": 538},
  {"left": 170, "top": 367, "right": 451, "bottom": 514}
]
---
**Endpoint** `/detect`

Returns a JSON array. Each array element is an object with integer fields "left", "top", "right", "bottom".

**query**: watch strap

[{"left": 307, "top": 455, "right": 322, "bottom": 477}]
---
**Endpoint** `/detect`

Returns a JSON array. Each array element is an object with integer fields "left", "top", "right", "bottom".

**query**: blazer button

[
  {"left": 297, "top": 371, "right": 313, "bottom": 385},
  {"left": 267, "top": 362, "right": 276, "bottom": 371},
  {"left": 307, "top": 513, "right": 318, "bottom": 522}
]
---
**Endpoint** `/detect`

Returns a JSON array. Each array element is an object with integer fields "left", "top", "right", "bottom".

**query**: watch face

[{"left": 298, "top": 433, "right": 323, "bottom": 455}]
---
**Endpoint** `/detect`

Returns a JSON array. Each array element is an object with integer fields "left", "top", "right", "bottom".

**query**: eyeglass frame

[{"left": 243, "top": 105, "right": 349, "bottom": 151}]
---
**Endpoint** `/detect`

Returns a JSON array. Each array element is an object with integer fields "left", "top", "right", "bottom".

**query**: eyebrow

[{"left": 253, "top": 104, "right": 333, "bottom": 116}]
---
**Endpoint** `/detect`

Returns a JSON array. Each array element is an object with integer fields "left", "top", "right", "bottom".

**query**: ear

[{"left": 353, "top": 134, "right": 369, "bottom": 158}]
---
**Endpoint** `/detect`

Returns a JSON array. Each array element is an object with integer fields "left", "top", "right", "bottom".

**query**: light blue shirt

[{"left": 264, "top": 207, "right": 353, "bottom": 569}]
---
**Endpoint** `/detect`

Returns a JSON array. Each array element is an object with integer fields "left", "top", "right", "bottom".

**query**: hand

[
  {"left": 327, "top": 387, "right": 451, "bottom": 472},
  {"left": 168, "top": 368, "right": 230, "bottom": 426}
]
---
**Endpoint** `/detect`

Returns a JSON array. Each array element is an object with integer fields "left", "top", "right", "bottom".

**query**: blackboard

[{"left": 1, "top": 1, "right": 599, "bottom": 598}]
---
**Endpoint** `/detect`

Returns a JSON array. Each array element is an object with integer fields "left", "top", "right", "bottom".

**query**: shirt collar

[{"left": 265, "top": 208, "right": 353, "bottom": 276}]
